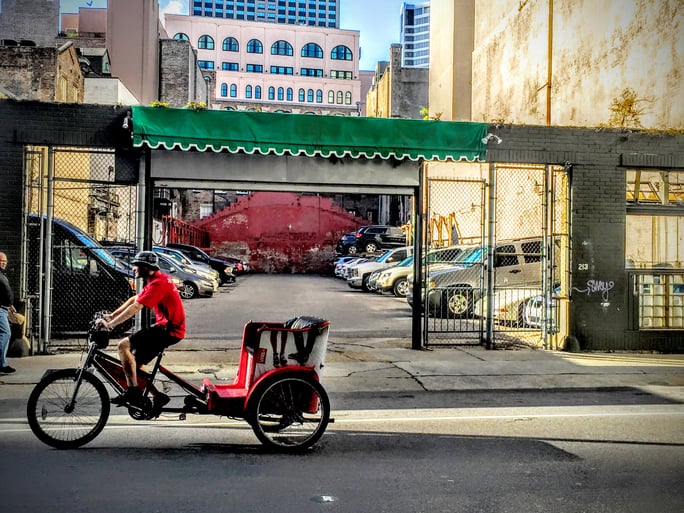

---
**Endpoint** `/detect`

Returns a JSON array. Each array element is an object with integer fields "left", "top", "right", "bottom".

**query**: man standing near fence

[{"left": 0, "top": 252, "right": 17, "bottom": 374}]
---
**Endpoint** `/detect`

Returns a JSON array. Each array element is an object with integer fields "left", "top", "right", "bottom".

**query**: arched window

[
  {"left": 271, "top": 40, "right": 293, "bottom": 56},
  {"left": 173, "top": 33, "right": 189, "bottom": 41},
  {"left": 222, "top": 37, "right": 239, "bottom": 52},
  {"left": 299, "top": 88, "right": 306, "bottom": 102},
  {"left": 245, "top": 85, "right": 253, "bottom": 99},
  {"left": 255, "top": 86, "right": 262, "bottom": 99},
  {"left": 307, "top": 89, "right": 314, "bottom": 102},
  {"left": 198, "top": 35, "right": 215, "bottom": 50},
  {"left": 327, "top": 91, "right": 334, "bottom": 104},
  {"left": 247, "top": 39, "right": 263, "bottom": 54},
  {"left": 286, "top": 88, "right": 293, "bottom": 101},
  {"left": 336, "top": 91, "right": 343, "bottom": 104},
  {"left": 230, "top": 84, "right": 237, "bottom": 97},
  {"left": 301, "top": 42, "right": 323, "bottom": 58},
  {"left": 277, "top": 87, "right": 284, "bottom": 101},
  {"left": 268, "top": 86, "right": 275, "bottom": 100},
  {"left": 220, "top": 83, "right": 228, "bottom": 97},
  {"left": 331, "top": 45, "right": 352, "bottom": 60},
  {"left": 345, "top": 91, "right": 352, "bottom": 105},
  {"left": 316, "top": 89, "right": 323, "bottom": 103}
]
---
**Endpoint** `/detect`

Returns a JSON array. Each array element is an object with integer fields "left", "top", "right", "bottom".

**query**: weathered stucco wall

[{"left": 471, "top": 0, "right": 684, "bottom": 128}]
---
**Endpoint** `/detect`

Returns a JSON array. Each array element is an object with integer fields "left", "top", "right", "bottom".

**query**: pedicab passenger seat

[{"left": 202, "top": 321, "right": 283, "bottom": 413}]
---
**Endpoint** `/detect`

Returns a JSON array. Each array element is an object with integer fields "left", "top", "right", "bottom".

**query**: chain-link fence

[
  {"left": 422, "top": 164, "right": 569, "bottom": 349},
  {"left": 22, "top": 146, "right": 138, "bottom": 351}
]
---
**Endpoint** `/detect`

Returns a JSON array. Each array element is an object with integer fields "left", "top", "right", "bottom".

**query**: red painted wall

[{"left": 193, "top": 192, "right": 367, "bottom": 273}]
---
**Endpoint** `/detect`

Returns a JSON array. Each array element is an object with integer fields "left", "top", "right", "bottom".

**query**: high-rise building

[
  {"left": 191, "top": 0, "right": 339, "bottom": 28},
  {"left": 400, "top": 1, "right": 430, "bottom": 68}
]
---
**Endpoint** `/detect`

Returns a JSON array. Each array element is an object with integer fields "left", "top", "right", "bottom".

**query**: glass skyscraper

[
  {"left": 400, "top": 1, "right": 430, "bottom": 68},
  {"left": 191, "top": 0, "right": 339, "bottom": 28}
]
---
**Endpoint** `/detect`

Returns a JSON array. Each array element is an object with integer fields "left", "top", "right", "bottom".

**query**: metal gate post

[
  {"left": 40, "top": 147, "right": 56, "bottom": 354},
  {"left": 485, "top": 163, "right": 496, "bottom": 349},
  {"left": 412, "top": 161, "right": 425, "bottom": 350}
]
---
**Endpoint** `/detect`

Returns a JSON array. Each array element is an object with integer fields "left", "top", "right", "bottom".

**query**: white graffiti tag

[{"left": 573, "top": 280, "right": 615, "bottom": 302}]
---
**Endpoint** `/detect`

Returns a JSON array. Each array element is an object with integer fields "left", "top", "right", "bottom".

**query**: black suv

[
  {"left": 336, "top": 225, "right": 407, "bottom": 255},
  {"left": 166, "top": 243, "right": 236, "bottom": 284}
]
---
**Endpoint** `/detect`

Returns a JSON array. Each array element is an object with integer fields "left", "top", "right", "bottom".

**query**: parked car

[
  {"left": 156, "top": 253, "right": 215, "bottom": 299},
  {"left": 523, "top": 289, "right": 560, "bottom": 328},
  {"left": 336, "top": 256, "right": 369, "bottom": 279},
  {"left": 416, "top": 238, "right": 544, "bottom": 318},
  {"left": 27, "top": 215, "right": 135, "bottom": 334},
  {"left": 376, "top": 245, "right": 474, "bottom": 298},
  {"left": 336, "top": 225, "right": 407, "bottom": 255},
  {"left": 473, "top": 287, "right": 543, "bottom": 325},
  {"left": 165, "top": 243, "right": 236, "bottom": 284},
  {"left": 153, "top": 246, "right": 217, "bottom": 277},
  {"left": 348, "top": 247, "right": 412, "bottom": 291}
]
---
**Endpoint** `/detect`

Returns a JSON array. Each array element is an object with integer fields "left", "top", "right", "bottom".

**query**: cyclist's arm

[
  {"left": 108, "top": 295, "right": 138, "bottom": 319},
  {"left": 106, "top": 300, "right": 144, "bottom": 330}
]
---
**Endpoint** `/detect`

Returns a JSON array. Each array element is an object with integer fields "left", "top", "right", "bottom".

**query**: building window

[
  {"left": 173, "top": 33, "right": 189, "bottom": 41},
  {"left": 222, "top": 62, "right": 239, "bottom": 71},
  {"left": 331, "top": 44, "right": 352, "bottom": 60},
  {"left": 327, "top": 90, "right": 334, "bottom": 103},
  {"left": 277, "top": 87, "right": 284, "bottom": 101},
  {"left": 307, "top": 89, "right": 314, "bottom": 102},
  {"left": 316, "top": 89, "right": 323, "bottom": 103},
  {"left": 246, "top": 85, "right": 253, "bottom": 98},
  {"left": 270, "top": 66, "right": 293, "bottom": 75},
  {"left": 300, "top": 68, "right": 323, "bottom": 77},
  {"left": 268, "top": 86, "right": 275, "bottom": 100},
  {"left": 247, "top": 39, "right": 263, "bottom": 53},
  {"left": 221, "top": 83, "right": 228, "bottom": 97},
  {"left": 198, "top": 35, "right": 215, "bottom": 50},
  {"left": 287, "top": 87, "right": 293, "bottom": 101},
  {"left": 301, "top": 42, "right": 323, "bottom": 58},
  {"left": 271, "top": 40, "right": 294, "bottom": 56},
  {"left": 330, "top": 70, "right": 353, "bottom": 80},
  {"left": 230, "top": 84, "right": 237, "bottom": 97},
  {"left": 198, "top": 60, "right": 215, "bottom": 70},
  {"left": 336, "top": 90, "right": 343, "bottom": 104},
  {"left": 246, "top": 64, "right": 263, "bottom": 72},
  {"left": 255, "top": 85, "right": 262, "bottom": 99},
  {"left": 298, "top": 88, "right": 305, "bottom": 102},
  {"left": 222, "top": 37, "right": 239, "bottom": 52}
]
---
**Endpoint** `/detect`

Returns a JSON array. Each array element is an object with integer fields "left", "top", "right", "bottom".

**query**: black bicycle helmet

[{"left": 131, "top": 251, "right": 159, "bottom": 270}]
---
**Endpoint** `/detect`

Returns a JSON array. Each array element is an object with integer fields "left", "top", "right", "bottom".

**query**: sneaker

[
  {"left": 111, "top": 387, "right": 142, "bottom": 406},
  {"left": 0, "top": 366, "right": 16, "bottom": 374},
  {"left": 151, "top": 393, "right": 170, "bottom": 417},
  {"left": 287, "top": 352, "right": 309, "bottom": 365}
]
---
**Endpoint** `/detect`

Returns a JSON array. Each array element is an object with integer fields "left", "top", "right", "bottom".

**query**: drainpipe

[{"left": 546, "top": 0, "right": 553, "bottom": 125}]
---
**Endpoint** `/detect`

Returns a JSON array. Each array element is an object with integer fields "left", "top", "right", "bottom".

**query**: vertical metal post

[
  {"left": 133, "top": 150, "right": 149, "bottom": 332},
  {"left": 41, "top": 147, "right": 55, "bottom": 354},
  {"left": 412, "top": 161, "right": 425, "bottom": 350},
  {"left": 485, "top": 163, "right": 496, "bottom": 350}
]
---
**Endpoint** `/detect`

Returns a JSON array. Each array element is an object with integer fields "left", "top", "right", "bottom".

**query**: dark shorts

[{"left": 129, "top": 325, "right": 182, "bottom": 365}]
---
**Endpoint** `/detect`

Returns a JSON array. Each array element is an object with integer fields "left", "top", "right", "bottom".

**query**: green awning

[{"left": 131, "top": 106, "right": 488, "bottom": 162}]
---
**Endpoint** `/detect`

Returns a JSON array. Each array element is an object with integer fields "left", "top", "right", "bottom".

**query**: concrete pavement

[{"left": 2, "top": 336, "right": 684, "bottom": 402}]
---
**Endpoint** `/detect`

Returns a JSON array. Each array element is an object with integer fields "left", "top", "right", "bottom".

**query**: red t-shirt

[{"left": 136, "top": 271, "right": 186, "bottom": 339}]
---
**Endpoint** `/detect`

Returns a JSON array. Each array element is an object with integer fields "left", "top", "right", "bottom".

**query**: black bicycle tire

[
  {"left": 247, "top": 375, "right": 330, "bottom": 452},
  {"left": 27, "top": 368, "right": 110, "bottom": 449}
]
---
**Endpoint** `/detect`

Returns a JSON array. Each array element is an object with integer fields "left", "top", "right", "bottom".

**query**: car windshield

[
  {"left": 398, "top": 256, "right": 414, "bottom": 267},
  {"left": 72, "top": 232, "right": 118, "bottom": 268},
  {"left": 377, "top": 251, "right": 399, "bottom": 263}
]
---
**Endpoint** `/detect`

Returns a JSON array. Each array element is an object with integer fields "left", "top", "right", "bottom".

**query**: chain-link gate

[
  {"left": 422, "top": 164, "right": 569, "bottom": 349},
  {"left": 22, "top": 146, "right": 138, "bottom": 352}
]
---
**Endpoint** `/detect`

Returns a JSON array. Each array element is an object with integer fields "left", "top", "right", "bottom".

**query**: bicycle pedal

[{"left": 179, "top": 413, "right": 186, "bottom": 421}]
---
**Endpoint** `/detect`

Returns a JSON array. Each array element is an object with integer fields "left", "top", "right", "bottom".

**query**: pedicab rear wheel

[{"left": 247, "top": 374, "right": 330, "bottom": 452}]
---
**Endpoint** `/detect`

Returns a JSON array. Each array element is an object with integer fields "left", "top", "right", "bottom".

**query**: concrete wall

[
  {"left": 470, "top": 0, "right": 684, "bottom": 128},
  {"left": 0, "top": 0, "right": 59, "bottom": 45}
]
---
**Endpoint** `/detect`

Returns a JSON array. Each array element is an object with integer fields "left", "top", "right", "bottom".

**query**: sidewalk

[{"left": 2, "top": 336, "right": 684, "bottom": 399}]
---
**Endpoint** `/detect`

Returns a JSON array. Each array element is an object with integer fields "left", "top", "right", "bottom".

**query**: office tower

[
  {"left": 191, "top": 0, "right": 339, "bottom": 28},
  {"left": 400, "top": 1, "right": 430, "bottom": 68}
]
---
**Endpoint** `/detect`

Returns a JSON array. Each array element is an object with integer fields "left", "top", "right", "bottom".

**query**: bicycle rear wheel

[
  {"left": 247, "top": 375, "right": 330, "bottom": 452},
  {"left": 27, "top": 369, "right": 110, "bottom": 449}
]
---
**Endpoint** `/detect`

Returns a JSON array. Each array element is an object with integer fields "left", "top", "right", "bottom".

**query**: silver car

[{"left": 156, "top": 254, "right": 215, "bottom": 299}]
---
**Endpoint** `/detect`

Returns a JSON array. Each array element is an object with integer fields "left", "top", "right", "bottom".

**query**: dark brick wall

[{"left": 486, "top": 125, "right": 684, "bottom": 352}]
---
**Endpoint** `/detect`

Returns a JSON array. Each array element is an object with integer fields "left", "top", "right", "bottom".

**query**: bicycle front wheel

[
  {"left": 247, "top": 375, "right": 330, "bottom": 452},
  {"left": 27, "top": 369, "right": 110, "bottom": 449}
]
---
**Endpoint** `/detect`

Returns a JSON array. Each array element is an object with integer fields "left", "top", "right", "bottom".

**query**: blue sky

[{"left": 60, "top": 0, "right": 404, "bottom": 71}]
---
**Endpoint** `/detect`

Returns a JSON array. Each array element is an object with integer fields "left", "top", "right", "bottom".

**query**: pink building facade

[{"left": 164, "top": 14, "right": 361, "bottom": 115}]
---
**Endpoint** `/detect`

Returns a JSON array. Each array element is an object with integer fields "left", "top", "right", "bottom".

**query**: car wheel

[
  {"left": 443, "top": 288, "right": 472, "bottom": 318},
  {"left": 393, "top": 278, "right": 409, "bottom": 297},
  {"left": 347, "top": 245, "right": 358, "bottom": 255},
  {"left": 364, "top": 242, "right": 378, "bottom": 253},
  {"left": 361, "top": 275, "right": 371, "bottom": 292},
  {"left": 180, "top": 281, "right": 198, "bottom": 299}
]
